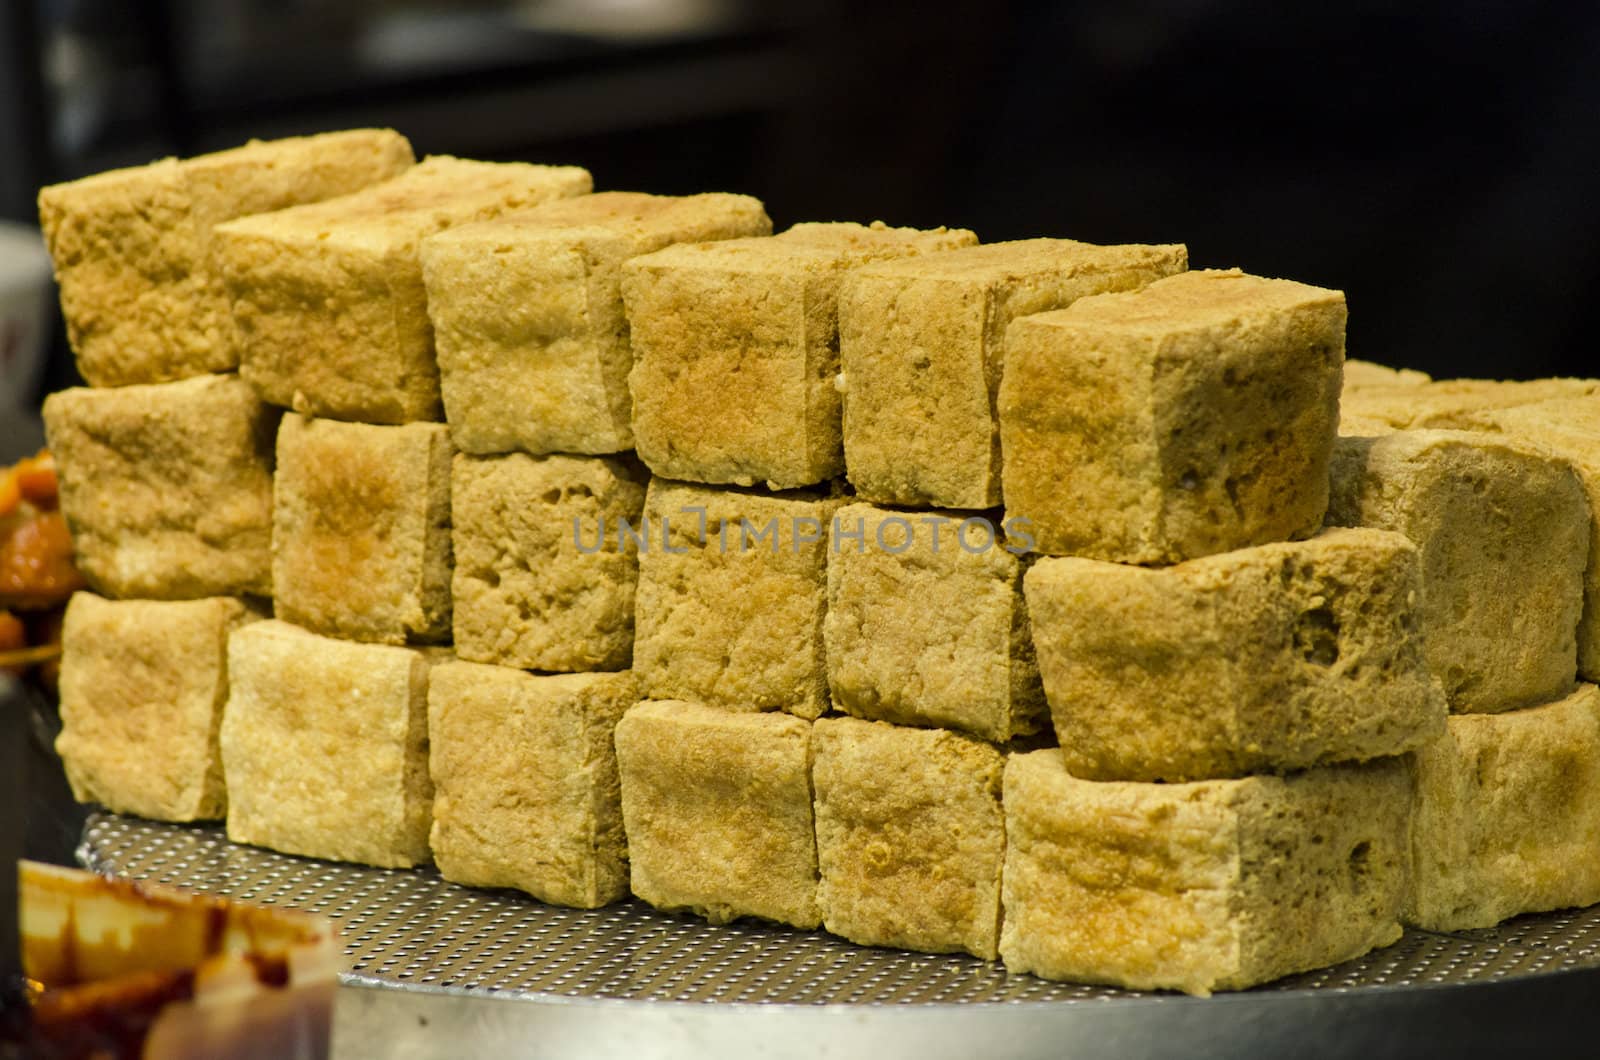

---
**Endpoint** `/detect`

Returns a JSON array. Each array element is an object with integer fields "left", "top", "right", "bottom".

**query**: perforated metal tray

[{"left": 77, "top": 811, "right": 1600, "bottom": 1005}]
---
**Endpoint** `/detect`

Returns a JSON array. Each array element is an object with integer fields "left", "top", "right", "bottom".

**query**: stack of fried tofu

[{"left": 38, "top": 129, "right": 1600, "bottom": 996}]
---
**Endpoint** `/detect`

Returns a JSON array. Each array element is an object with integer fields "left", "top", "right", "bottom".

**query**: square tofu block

[
  {"left": 1329, "top": 430, "right": 1589, "bottom": 713},
  {"left": 824, "top": 502, "right": 1045, "bottom": 743},
  {"left": 1407, "top": 683, "right": 1600, "bottom": 931},
  {"left": 614, "top": 701, "right": 818, "bottom": 928},
  {"left": 998, "top": 269, "right": 1345, "bottom": 563},
  {"left": 633, "top": 479, "right": 843, "bottom": 718},
  {"left": 623, "top": 221, "right": 977, "bottom": 489},
  {"left": 1000, "top": 751, "right": 1409, "bottom": 996},
  {"left": 1341, "top": 377, "right": 1600, "bottom": 432},
  {"left": 451, "top": 451, "right": 648, "bottom": 671},
  {"left": 272, "top": 414, "right": 452, "bottom": 645},
  {"left": 812, "top": 717, "right": 1005, "bottom": 959},
  {"left": 1469, "top": 399, "right": 1600, "bottom": 680},
  {"left": 220, "top": 620, "right": 444, "bottom": 868},
  {"left": 1024, "top": 528, "right": 1447, "bottom": 782},
  {"left": 219, "top": 156, "right": 592, "bottom": 424},
  {"left": 43, "top": 375, "right": 278, "bottom": 599},
  {"left": 55, "top": 592, "right": 261, "bottom": 822},
  {"left": 428, "top": 663, "right": 636, "bottom": 908},
  {"left": 37, "top": 129, "right": 414, "bottom": 387},
  {"left": 840, "top": 238, "right": 1187, "bottom": 509},
  {"left": 425, "top": 191, "right": 772, "bottom": 456}
]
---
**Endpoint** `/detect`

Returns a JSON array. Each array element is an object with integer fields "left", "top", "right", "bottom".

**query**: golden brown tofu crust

[
  {"left": 425, "top": 191, "right": 771, "bottom": 456},
  {"left": 450, "top": 451, "right": 647, "bottom": 671},
  {"left": 38, "top": 129, "right": 414, "bottom": 387},
  {"left": 1000, "top": 751, "right": 1409, "bottom": 995},
  {"left": 614, "top": 700, "right": 818, "bottom": 928},
  {"left": 623, "top": 221, "right": 976, "bottom": 489},
  {"left": 632, "top": 479, "right": 844, "bottom": 719},
  {"left": 812, "top": 717, "right": 1005, "bottom": 959},
  {"left": 219, "top": 156, "right": 592, "bottom": 423},
  {"left": 824, "top": 502, "right": 1045, "bottom": 743},
  {"left": 43, "top": 375, "right": 279, "bottom": 599},
  {"left": 56, "top": 592, "right": 262, "bottom": 822},
  {"left": 1025, "top": 528, "right": 1446, "bottom": 781},
  {"left": 428, "top": 663, "right": 636, "bottom": 908},
  {"left": 998, "top": 268, "right": 1345, "bottom": 563},
  {"left": 1406, "top": 684, "right": 1600, "bottom": 931},
  {"left": 271, "top": 414, "right": 453, "bottom": 645},
  {"left": 220, "top": 620, "right": 445, "bottom": 868},
  {"left": 1329, "top": 429, "right": 1589, "bottom": 713},
  {"left": 840, "top": 238, "right": 1187, "bottom": 509}
]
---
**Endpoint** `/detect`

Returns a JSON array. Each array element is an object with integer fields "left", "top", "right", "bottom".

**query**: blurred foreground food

[{"left": 0, "top": 451, "right": 84, "bottom": 690}]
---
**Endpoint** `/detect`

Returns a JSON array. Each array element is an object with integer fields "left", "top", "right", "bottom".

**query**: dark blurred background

[{"left": 3, "top": 0, "right": 1598, "bottom": 412}]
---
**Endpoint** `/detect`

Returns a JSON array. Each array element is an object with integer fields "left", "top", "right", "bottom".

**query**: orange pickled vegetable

[
  {"left": 15, "top": 451, "right": 61, "bottom": 507},
  {"left": 0, "top": 610, "right": 23, "bottom": 652},
  {"left": 0, "top": 509, "right": 86, "bottom": 610},
  {"left": 0, "top": 469, "right": 18, "bottom": 518}
]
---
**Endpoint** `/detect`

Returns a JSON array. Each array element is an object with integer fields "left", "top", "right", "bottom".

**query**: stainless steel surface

[{"left": 78, "top": 811, "right": 1600, "bottom": 1005}]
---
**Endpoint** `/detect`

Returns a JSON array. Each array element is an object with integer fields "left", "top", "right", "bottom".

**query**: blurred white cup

[{"left": 0, "top": 220, "right": 55, "bottom": 416}]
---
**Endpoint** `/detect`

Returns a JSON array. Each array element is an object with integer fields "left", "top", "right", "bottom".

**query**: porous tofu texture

[
  {"left": 1341, "top": 359, "right": 1431, "bottom": 390},
  {"left": 1024, "top": 528, "right": 1446, "bottom": 782},
  {"left": 220, "top": 620, "right": 444, "bottom": 868},
  {"left": 1407, "top": 684, "right": 1600, "bottom": 932},
  {"left": 56, "top": 592, "right": 261, "bottom": 822},
  {"left": 623, "top": 221, "right": 977, "bottom": 490},
  {"left": 1328, "top": 430, "right": 1589, "bottom": 713},
  {"left": 272, "top": 414, "right": 452, "bottom": 645},
  {"left": 824, "top": 502, "right": 1045, "bottom": 743},
  {"left": 839, "top": 238, "right": 1187, "bottom": 509},
  {"left": 428, "top": 663, "right": 635, "bottom": 908},
  {"left": 998, "top": 269, "right": 1345, "bottom": 563},
  {"left": 425, "top": 191, "right": 772, "bottom": 456},
  {"left": 1000, "top": 751, "right": 1409, "bottom": 996},
  {"left": 1341, "top": 377, "right": 1600, "bottom": 432},
  {"left": 451, "top": 451, "right": 648, "bottom": 672},
  {"left": 812, "top": 717, "right": 1005, "bottom": 959},
  {"left": 219, "top": 156, "right": 592, "bottom": 424},
  {"left": 43, "top": 374, "right": 279, "bottom": 599},
  {"left": 614, "top": 701, "right": 818, "bottom": 928},
  {"left": 632, "top": 479, "right": 844, "bottom": 719},
  {"left": 37, "top": 129, "right": 414, "bottom": 387},
  {"left": 1462, "top": 398, "right": 1600, "bottom": 681}
]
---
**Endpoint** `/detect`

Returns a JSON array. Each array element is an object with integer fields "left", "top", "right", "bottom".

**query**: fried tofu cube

[
  {"left": 55, "top": 592, "right": 261, "bottom": 822},
  {"left": 1024, "top": 528, "right": 1447, "bottom": 782},
  {"left": 451, "top": 451, "right": 648, "bottom": 672},
  {"left": 824, "top": 502, "right": 1045, "bottom": 743},
  {"left": 1407, "top": 684, "right": 1600, "bottom": 931},
  {"left": 424, "top": 191, "right": 771, "bottom": 456},
  {"left": 623, "top": 221, "right": 977, "bottom": 489},
  {"left": 1463, "top": 398, "right": 1600, "bottom": 681},
  {"left": 1341, "top": 377, "right": 1600, "bottom": 432},
  {"left": 812, "top": 717, "right": 1005, "bottom": 959},
  {"left": 1000, "top": 751, "right": 1409, "bottom": 996},
  {"left": 37, "top": 129, "right": 414, "bottom": 387},
  {"left": 219, "top": 620, "right": 443, "bottom": 868},
  {"left": 614, "top": 700, "right": 818, "bottom": 928},
  {"left": 840, "top": 238, "right": 1187, "bottom": 509},
  {"left": 1329, "top": 430, "right": 1589, "bottom": 712},
  {"left": 428, "top": 663, "right": 635, "bottom": 908},
  {"left": 998, "top": 269, "right": 1345, "bottom": 563},
  {"left": 271, "top": 414, "right": 452, "bottom": 645},
  {"left": 218, "top": 156, "right": 591, "bottom": 424},
  {"left": 632, "top": 479, "right": 843, "bottom": 719},
  {"left": 43, "top": 375, "right": 278, "bottom": 599}
]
